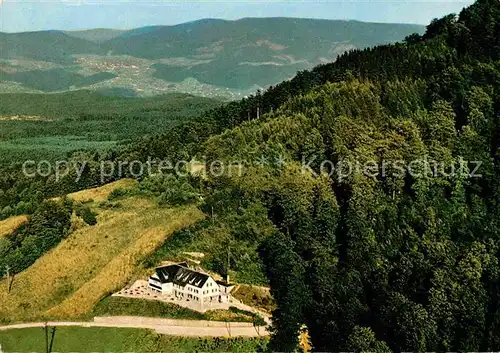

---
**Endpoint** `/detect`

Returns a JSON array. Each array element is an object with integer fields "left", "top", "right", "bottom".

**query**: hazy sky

[{"left": 0, "top": 0, "right": 474, "bottom": 33}]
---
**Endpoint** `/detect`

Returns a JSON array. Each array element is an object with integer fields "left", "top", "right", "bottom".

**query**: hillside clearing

[
  {"left": 46, "top": 206, "right": 203, "bottom": 318},
  {"left": 63, "top": 178, "right": 137, "bottom": 203},
  {"left": 0, "top": 182, "right": 204, "bottom": 323},
  {"left": 0, "top": 215, "right": 28, "bottom": 238}
]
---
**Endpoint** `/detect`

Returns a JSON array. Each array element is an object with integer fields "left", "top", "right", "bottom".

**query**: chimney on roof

[{"left": 227, "top": 244, "right": 231, "bottom": 285}]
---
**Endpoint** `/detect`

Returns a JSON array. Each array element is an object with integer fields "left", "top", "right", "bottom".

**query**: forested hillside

[
  {"left": 110, "top": 18, "right": 423, "bottom": 89},
  {"left": 1, "top": 0, "right": 499, "bottom": 351},
  {"left": 0, "top": 18, "right": 422, "bottom": 96},
  {"left": 138, "top": 0, "right": 500, "bottom": 351}
]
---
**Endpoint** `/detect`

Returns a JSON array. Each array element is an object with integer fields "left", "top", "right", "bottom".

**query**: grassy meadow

[
  {"left": 57, "top": 178, "right": 137, "bottom": 203},
  {"left": 0, "top": 215, "right": 28, "bottom": 238},
  {"left": 232, "top": 285, "right": 275, "bottom": 314},
  {"left": 0, "top": 327, "right": 269, "bottom": 353},
  {"left": 0, "top": 181, "right": 205, "bottom": 323}
]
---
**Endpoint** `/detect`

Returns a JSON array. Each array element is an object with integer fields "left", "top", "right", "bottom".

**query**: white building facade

[{"left": 148, "top": 263, "right": 233, "bottom": 303}]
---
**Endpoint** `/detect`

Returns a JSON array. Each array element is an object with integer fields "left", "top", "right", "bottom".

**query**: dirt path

[{"left": 0, "top": 316, "right": 269, "bottom": 338}]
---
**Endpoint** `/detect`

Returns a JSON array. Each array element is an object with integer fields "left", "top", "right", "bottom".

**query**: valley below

[{"left": 0, "top": 18, "right": 423, "bottom": 98}]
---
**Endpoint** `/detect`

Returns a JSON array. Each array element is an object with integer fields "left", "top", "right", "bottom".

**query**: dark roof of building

[
  {"left": 154, "top": 264, "right": 210, "bottom": 289},
  {"left": 216, "top": 280, "right": 235, "bottom": 288}
]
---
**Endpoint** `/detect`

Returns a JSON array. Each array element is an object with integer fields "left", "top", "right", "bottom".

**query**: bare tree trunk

[{"left": 8, "top": 274, "right": 15, "bottom": 293}]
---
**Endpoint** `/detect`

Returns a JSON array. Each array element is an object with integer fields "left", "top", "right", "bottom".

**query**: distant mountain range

[{"left": 0, "top": 18, "right": 424, "bottom": 98}]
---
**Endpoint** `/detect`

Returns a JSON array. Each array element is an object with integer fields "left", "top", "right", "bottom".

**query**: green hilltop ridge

[
  {"left": 0, "top": 30, "right": 107, "bottom": 64},
  {"left": 0, "top": 18, "right": 423, "bottom": 96},
  {"left": 63, "top": 28, "right": 127, "bottom": 43}
]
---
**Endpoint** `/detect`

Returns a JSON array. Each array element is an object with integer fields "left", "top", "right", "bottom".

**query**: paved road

[{"left": 0, "top": 316, "right": 269, "bottom": 338}]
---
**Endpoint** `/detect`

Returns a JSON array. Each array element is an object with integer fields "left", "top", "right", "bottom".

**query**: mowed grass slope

[
  {"left": 0, "top": 215, "right": 28, "bottom": 238},
  {"left": 0, "top": 181, "right": 204, "bottom": 323},
  {"left": 58, "top": 178, "right": 137, "bottom": 203}
]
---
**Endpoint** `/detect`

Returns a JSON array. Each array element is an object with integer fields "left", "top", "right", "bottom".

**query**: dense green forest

[
  {"left": 1, "top": 0, "right": 500, "bottom": 351},
  {"left": 0, "top": 90, "right": 219, "bottom": 122},
  {"left": 0, "top": 91, "right": 220, "bottom": 164},
  {"left": 0, "top": 69, "right": 118, "bottom": 92}
]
